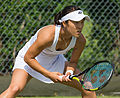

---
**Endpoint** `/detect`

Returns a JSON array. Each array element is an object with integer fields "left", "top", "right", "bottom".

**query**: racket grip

[
  {"left": 59, "top": 75, "right": 70, "bottom": 79},
  {"left": 69, "top": 74, "right": 80, "bottom": 80},
  {"left": 69, "top": 75, "right": 73, "bottom": 80}
]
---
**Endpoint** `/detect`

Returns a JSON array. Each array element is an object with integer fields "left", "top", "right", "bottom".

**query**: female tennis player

[{"left": 0, "top": 5, "right": 96, "bottom": 98}]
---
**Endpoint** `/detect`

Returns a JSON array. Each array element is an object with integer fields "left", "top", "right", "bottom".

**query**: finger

[
  {"left": 66, "top": 78, "right": 72, "bottom": 82},
  {"left": 62, "top": 75, "right": 66, "bottom": 81},
  {"left": 58, "top": 78, "right": 62, "bottom": 82},
  {"left": 58, "top": 75, "right": 65, "bottom": 82},
  {"left": 65, "top": 75, "right": 72, "bottom": 82},
  {"left": 57, "top": 72, "right": 62, "bottom": 76},
  {"left": 65, "top": 72, "right": 71, "bottom": 77},
  {"left": 64, "top": 76, "right": 70, "bottom": 82},
  {"left": 58, "top": 75, "right": 63, "bottom": 79},
  {"left": 62, "top": 75, "right": 71, "bottom": 82}
]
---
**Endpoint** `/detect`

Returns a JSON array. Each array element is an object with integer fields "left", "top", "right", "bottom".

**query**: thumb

[
  {"left": 65, "top": 72, "right": 71, "bottom": 76},
  {"left": 57, "top": 72, "right": 62, "bottom": 76}
]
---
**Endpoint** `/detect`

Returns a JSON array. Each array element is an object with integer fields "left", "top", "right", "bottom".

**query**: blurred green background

[{"left": 0, "top": 0, "right": 119, "bottom": 75}]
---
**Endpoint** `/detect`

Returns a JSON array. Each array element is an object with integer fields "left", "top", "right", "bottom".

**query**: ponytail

[{"left": 54, "top": 11, "right": 62, "bottom": 25}]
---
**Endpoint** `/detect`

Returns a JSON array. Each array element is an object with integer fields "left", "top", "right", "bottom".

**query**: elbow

[
  {"left": 24, "top": 53, "right": 35, "bottom": 66},
  {"left": 24, "top": 54, "right": 29, "bottom": 64}
]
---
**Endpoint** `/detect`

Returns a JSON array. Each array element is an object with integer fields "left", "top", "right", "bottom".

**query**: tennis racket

[{"left": 69, "top": 60, "right": 114, "bottom": 91}]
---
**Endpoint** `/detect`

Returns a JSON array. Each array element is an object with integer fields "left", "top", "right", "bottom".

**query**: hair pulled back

[{"left": 54, "top": 5, "right": 80, "bottom": 25}]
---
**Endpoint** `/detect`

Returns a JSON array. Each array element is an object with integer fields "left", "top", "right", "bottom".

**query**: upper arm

[
  {"left": 24, "top": 25, "right": 55, "bottom": 61},
  {"left": 70, "top": 33, "right": 86, "bottom": 64}
]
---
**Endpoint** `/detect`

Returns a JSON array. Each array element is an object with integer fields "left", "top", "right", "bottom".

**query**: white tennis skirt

[{"left": 12, "top": 52, "right": 67, "bottom": 83}]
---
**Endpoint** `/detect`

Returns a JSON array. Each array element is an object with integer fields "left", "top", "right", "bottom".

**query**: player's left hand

[{"left": 62, "top": 75, "right": 71, "bottom": 82}]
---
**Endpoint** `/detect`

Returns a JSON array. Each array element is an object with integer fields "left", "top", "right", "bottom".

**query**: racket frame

[{"left": 69, "top": 60, "right": 114, "bottom": 91}]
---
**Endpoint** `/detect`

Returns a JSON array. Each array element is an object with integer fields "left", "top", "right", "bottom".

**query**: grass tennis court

[{"left": 17, "top": 96, "right": 120, "bottom": 98}]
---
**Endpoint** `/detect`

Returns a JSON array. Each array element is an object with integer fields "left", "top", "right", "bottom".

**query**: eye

[{"left": 75, "top": 21, "right": 79, "bottom": 24}]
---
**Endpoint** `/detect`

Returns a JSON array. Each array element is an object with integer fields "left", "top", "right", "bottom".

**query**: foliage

[{"left": 0, "top": 0, "right": 119, "bottom": 74}]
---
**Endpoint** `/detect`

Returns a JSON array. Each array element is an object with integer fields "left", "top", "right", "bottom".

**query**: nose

[
  {"left": 77, "top": 24, "right": 84, "bottom": 30},
  {"left": 77, "top": 26, "right": 82, "bottom": 30}
]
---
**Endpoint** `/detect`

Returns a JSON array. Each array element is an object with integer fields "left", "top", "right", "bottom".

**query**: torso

[
  {"left": 55, "top": 36, "right": 72, "bottom": 51},
  {"left": 49, "top": 25, "right": 74, "bottom": 51},
  {"left": 39, "top": 25, "right": 77, "bottom": 55}
]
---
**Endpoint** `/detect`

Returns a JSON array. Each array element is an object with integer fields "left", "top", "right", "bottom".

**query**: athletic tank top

[{"left": 18, "top": 25, "right": 77, "bottom": 57}]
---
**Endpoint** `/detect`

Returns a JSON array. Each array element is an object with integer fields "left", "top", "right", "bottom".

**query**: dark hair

[{"left": 54, "top": 5, "right": 81, "bottom": 25}]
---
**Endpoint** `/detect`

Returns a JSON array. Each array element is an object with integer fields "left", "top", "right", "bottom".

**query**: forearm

[
  {"left": 66, "top": 61, "right": 77, "bottom": 73},
  {"left": 24, "top": 58, "right": 50, "bottom": 78},
  {"left": 66, "top": 34, "right": 86, "bottom": 73}
]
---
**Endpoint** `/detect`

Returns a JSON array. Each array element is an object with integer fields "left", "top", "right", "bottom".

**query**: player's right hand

[{"left": 48, "top": 72, "right": 63, "bottom": 83}]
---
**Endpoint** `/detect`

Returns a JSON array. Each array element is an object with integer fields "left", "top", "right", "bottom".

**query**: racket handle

[
  {"left": 69, "top": 75, "right": 78, "bottom": 80},
  {"left": 80, "top": 79, "right": 84, "bottom": 85},
  {"left": 69, "top": 75, "right": 73, "bottom": 80}
]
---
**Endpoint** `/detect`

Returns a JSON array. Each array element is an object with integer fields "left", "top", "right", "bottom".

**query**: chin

[
  {"left": 73, "top": 34, "right": 79, "bottom": 38},
  {"left": 71, "top": 32, "right": 80, "bottom": 38}
]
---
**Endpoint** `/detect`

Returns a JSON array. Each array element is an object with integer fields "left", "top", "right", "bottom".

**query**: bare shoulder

[
  {"left": 39, "top": 25, "right": 55, "bottom": 32},
  {"left": 37, "top": 25, "right": 55, "bottom": 46},
  {"left": 38, "top": 25, "right": 55, "bottom": 38}
]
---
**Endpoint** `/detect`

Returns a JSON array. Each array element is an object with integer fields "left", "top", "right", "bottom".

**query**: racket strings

[{"left": 83, "top": 63, "right": 113, "bottom": 89}]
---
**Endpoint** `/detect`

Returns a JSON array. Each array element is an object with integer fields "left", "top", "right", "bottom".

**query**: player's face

[{"left": 66, "top": 19, "right": 85, "bottom": 37}]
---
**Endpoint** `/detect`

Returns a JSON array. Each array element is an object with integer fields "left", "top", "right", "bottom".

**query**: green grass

[{"left": 17, "top": 96, "right": 120, "bottom": 98}]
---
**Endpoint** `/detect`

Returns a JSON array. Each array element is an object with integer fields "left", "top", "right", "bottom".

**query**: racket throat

[{"left": 80, "top": 79, "right": 84, "bottom": 85}]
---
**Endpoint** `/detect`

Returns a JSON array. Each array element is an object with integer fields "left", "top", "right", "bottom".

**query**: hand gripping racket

[{"left": 69, "top": 60, "right": 114, "bottom": 91}]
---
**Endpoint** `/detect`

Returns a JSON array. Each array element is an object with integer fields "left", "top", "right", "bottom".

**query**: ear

[{"left": 62, "top": 21, "right": 67, "bottom": 28}]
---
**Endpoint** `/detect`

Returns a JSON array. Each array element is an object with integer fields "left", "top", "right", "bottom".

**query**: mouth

[{"left": 77, "top": 31, "right": 81, "bottom": 34}]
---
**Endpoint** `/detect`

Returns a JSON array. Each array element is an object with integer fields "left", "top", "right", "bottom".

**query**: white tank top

[{"left": 18, "top": 25, "right": 77, "bottom": 57}]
